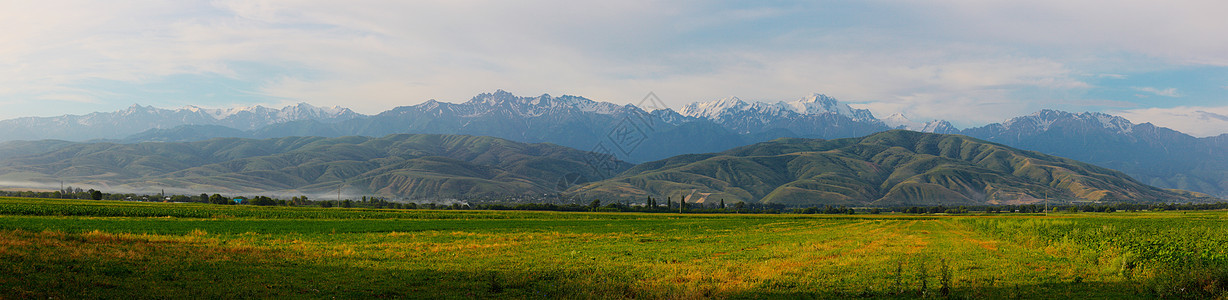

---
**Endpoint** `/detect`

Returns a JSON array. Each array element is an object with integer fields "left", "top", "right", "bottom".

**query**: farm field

[{"left": 0, "top": 197, "right": 1225, "bottom": 299}]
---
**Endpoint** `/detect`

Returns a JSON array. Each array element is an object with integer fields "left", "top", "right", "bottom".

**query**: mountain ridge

[
  {"left": 567, "top": 130, "right": 1214, "bottom": 206},
  {"left": 0, "top": 102, "right": 362, "bottom": 142}
]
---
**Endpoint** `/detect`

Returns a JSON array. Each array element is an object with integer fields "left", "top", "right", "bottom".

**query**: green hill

[
  {"left": 567, "top": 130, "right": 1213, "bottom": 206},
  {"left": 0, "top": 134, "right": 631, "bottom": 198}
]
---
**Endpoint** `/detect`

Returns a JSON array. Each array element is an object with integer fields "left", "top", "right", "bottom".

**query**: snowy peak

[
  {"left": 678, "top": 96, "right": 749, "bottom": 120},
  {"left": 881, "top": 113, "right": 958, "bottom": 134},
  {"left": 784, "top": 93, "right": 877, "bottom": 121},
  {"left": 174, "top": 103, "right": 358, "bottom": 123},
  {"left": 785, "top": 94, "right": 841, "bottom": 114},
  {"left": 883, "top": 113, "right": 916, "bottom": 129},
  {"left": 456, "top": 90, "right": 626, "bottom": 117},
  {"left": 920, "top": 120, "right": 960, "bottom": 134},
  {"left": 675, "top": 93, "right": 890, "bottom": 136},
  {"left": 680, "top": 93, "right": 877, "bottom": 123},
  {"left": 1002, "top": 109, "right": 1134, "bottom": 134}
]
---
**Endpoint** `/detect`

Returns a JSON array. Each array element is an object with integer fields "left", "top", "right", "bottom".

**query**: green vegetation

[
  {"left": 0, "top": 197, "right": 1224, "bottom": 298},
  {"left": 571, "top": 130, "right": 1216, "bottom": 206}
]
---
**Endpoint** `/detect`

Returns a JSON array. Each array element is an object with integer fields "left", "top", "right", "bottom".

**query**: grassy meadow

[{"left": 0, "top": 197, "right": 1225, "bottom": 299}]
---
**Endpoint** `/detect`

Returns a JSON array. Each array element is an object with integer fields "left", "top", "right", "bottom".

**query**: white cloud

[
  {"left": 906, "top": 1, "right": 1228, "bottom": 66},
  {"left": 36, "top": 93, "right": 98, "bottom": 104},
  {"left": 0, "top": 0, "right": 1223, "bottom": 125},
  {"left": 1131, "top": 87, "right": 1181, "bottom": 97},
  {"left": 1114, "top": 106, "right": 1228, "bottom": 137}
]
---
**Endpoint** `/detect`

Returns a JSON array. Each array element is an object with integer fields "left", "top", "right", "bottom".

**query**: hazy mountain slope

[
  {"left": 569, "top": 130, "right": 1212, "bottom": 206},
  {"left": 122, "top": 125, "right": 249, "bottom": 143},
  {"left": 0, "top": 140, "right": 78, "bottom": 160},
  {"left": 0, "top": 134, "right": 631, "bottom": 198},
  {"left": 0, "top": 103, "right": 361, "bottom": 142}
]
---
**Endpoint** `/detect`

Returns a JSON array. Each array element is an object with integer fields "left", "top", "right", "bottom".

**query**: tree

[
  {"left": 251, "top": 196, "right": 277, "bottom": 206},
  {"left": 90, "top": 190, "right": 103, "bottom": 200},
  {"left": 720, "top": 199, "right": 726, "bottom": 209},
  {"left": 589, "top": 199, "right": 601, "bottom": 210},
  {"left": 342, "top": 199, "right": 353, "bottom": 208},
  {"left": 208, "top": 194, "right": 228, "bottom": 205}
]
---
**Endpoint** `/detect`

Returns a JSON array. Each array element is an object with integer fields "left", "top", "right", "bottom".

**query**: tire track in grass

[{"left": 930, "top": 218, "right": 1112, "bottom": 298}]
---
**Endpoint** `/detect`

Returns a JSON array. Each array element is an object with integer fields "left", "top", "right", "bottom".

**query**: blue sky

[{"left": 2, "top": 1, "right": 1226, "bottom": 136}]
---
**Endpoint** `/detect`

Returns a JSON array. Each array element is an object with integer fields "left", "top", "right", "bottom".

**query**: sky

[{"left": 2, "top": 1, "right": 1227, "bottom": 137}]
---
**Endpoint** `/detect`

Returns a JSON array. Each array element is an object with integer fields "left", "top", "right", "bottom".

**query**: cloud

[
  {"left": 0, "top": 0, "right": 1223, "bottom": 125},
  {"left": 904, "top": 1, "right": 1228, "bottom": 66},
  {"left": 36, "top": 93, "right": 98, "bottom": 104},
  {"left": 1131, "top": 87, "right": 1181, "bottom": 97},
  {"left": 1113, "top": 106, "right": 1228, "bottom": 137}
]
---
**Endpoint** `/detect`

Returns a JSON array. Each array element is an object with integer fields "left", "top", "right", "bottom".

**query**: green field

[{"left": 0, "top": 198, "right": 1224, "bottom": 299}]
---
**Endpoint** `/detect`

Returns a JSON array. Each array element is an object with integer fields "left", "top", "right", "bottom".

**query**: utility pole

[{"left": 679, "top": 191, "right": 685, "bottom": 214}]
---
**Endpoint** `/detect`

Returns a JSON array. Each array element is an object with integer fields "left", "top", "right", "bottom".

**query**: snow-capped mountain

[
  {"left": 882, "top": 113, "right": 912, "bottom": 129},
  {"left": 434, "top": 90, "right": 628, "bottom": 118},
  {"left": 785, "top": 93, "right": 877, "bottom": 121},
  {"left": 881, "top": 113, "right": 959, "bottom": 134},
  {"left": 919, "top": 121, "right": 960, "bottom": 134},
  {"left": 993, "top": 110, "right": 1134, "bottom": 135},
  {"left": 677, "top": 93, "right": 888, "bottom": 138},
  {"left": 313, "top": 90, "right": 742, "bottom": 163},
  {"left": 183, "top": 103, "right": 358, "bottom": 126},
  {"left": 0, "top": 103, "right": 362, "bottom": 142},
  {"left": 679, "top": 93, "right": 876, "bottom": 122}
]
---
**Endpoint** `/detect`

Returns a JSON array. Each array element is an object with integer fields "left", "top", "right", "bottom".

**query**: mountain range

[
  {"left": 0, "top": 130, "right": 1209, "bottom": 206},
  {"left": 0, "top": 90, "right": 1224, "bottom": 198},
  {"left": 962, "top": 110, "right": 1228, "bottom": 198},
  {"left": 0, "top": 103, "right": 361, "bottom": 142},
  {"left": 570, "top": 130, "right": 1211, "bottom": 206}
]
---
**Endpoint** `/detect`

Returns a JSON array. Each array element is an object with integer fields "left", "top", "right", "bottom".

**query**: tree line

[{"left": 2, "top": 189, "right": 1226, "bottom": 214}]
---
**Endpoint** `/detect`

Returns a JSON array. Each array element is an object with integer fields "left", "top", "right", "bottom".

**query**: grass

[{"left": 0, "top": 197, "right": 1224, "bottom": 298}]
